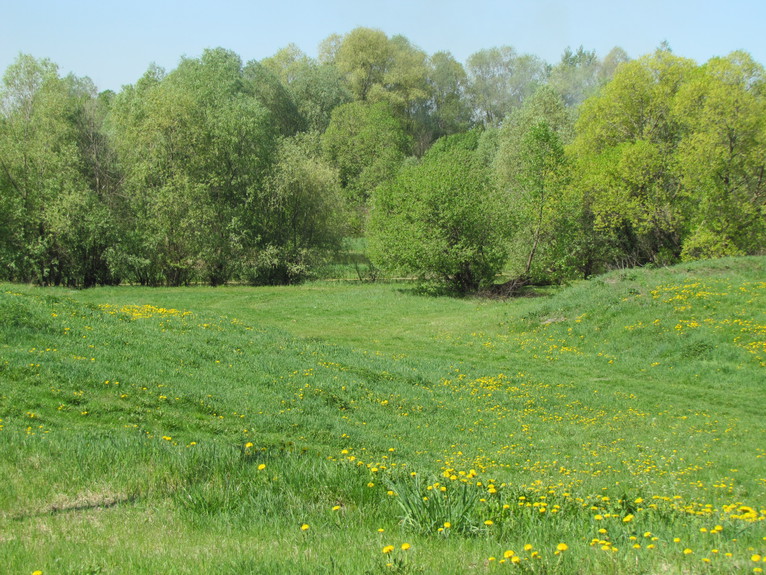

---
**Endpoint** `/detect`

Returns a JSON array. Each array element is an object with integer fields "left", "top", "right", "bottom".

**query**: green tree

[
  {"left": 572, "top": 48, "right": 697, "bottom": 266},
  {"left": 424, "top": 51, "right": 473, "bottom": 140},
  {"left": 334, "top": 27, "right": 392, "bottom": 101},
  {"left": 547, "top": 46, "right": 602, "bottom": 108},
  {"left": 245, "top": 133, "right": 346, "bottom": 284},
  {"left": 109, "top": 49, "right": 278, "bottom": 285},
  {"left": 675, "top": 51, "right": 766, "bottom": 259},
  {"left": 494, "top": 87, "right": 581, "bottom": 282},
  {"left": 369, "top": 131, "right": 508, "bottom": 294},
  {"left": 465, "top": 46, "right": 549, "bottom": 126},
  {"left": 0, "top": 54, "right": 117, "bottom": 286},
  {"left": 321, "top": 100, "right": 410, "bottom": 228},
  {"left": 262, "top": 45, "right": 351, "bottom": 133}
]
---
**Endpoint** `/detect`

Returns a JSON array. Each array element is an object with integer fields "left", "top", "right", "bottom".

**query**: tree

[
  {"left": 334, "top": 27, "right": 392, "bottom": 101},
  {"left": 245, "top": 133, "right": 346, "bottom": 284},
  {"left": 425, "top": 51, "right": 473, "bottom": 139},
  {"left": 571, "top": 48, "right": 697, "bottom": 266},
  {"left": 675, "top": 51, "right": 766, "bottom": 259},
  {"left": 0, "top": 54, "right": 117, "bottom": 286},
  {"left": 493, "top": 87, "right": 582, "bottom": 281},
  {"left": 547, "top": 46, "right": 602, "bottom": 107},
  {"left": 262, "top": 45, "right": 351, "bottom": 133},
  {"left": 321, "top": 101, "right": 410, "bottom": 228},
  {"left": 369, "top": 131, "right": 508, "bottom": 294},
  {"left": 109, "top": 49, "right": 279, "bottom": 285},
  {"left": 465, "top": 46, "right": 549, "bottom": 126}
]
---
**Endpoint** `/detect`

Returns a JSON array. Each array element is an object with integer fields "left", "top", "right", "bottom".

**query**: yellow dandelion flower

[
  {"left": 623, "top": 514, "right": 634, "bottom": 523},
  {"left": 443, "top": 521, "right": 451, "bottom": 528},
  {"left": 556, "top": 543, "right": 568, "bottom": 552},
  {"left": 244, "top": 442, "right": 253, "bottom": 449},
  {"left": 511, "top": 556, "right": 521, "bottom": 564},
  {"left": 524, "top": 544, "right": 533, "bottom": 552},
  {"left": 754, "top": 555, "right": 764, "bottom": 563},
  {"left": 401, "top": 543, "right": 411, "bottom": 551},
  {"left": 382, "top": 545, "right": 394, "bottom": 554},
  {"left": 503, "top": 550, "right": 515, "bottom": 558},
  {"left": 484, "top": 520, "right": 494, "bottom": 526},
  {"left": 683, "top": 548, "right": 693, "bottom": 555},
  {"left": 257, "top": 463, "right": 266, "bottom": 471},
  {"left": 332, "top": 505, "right": 341, "bottom": 511},
  {"left": 300, "top": 524, "right": 309, "bottom": 531}
]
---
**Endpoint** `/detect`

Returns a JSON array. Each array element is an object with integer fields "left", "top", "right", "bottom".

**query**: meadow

[{"left": 1, "top": 257, "right": 764, "bottom": 574}]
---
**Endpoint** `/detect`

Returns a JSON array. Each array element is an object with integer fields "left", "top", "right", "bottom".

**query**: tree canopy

[{"left": 1, "top": 34, "right": 763, "bottom": 291}]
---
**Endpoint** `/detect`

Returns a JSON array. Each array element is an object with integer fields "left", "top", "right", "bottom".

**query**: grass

[{"left": 1, "top": 256, "right": 765, "bottom": 574}]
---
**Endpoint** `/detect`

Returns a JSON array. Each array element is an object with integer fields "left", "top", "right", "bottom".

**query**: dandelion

[
  {"left": 258, "top": 463, "right": 266, "bottom": 471},
  {"left": 401, "top": 543, "right": 411, "bottom": 551},
  {"left": 245, "top": 442, "right": 253, "bottom": 449},
  {"left": 556, "top": 543, "right": 569, "bottom": 552},
  {"left": 484, "top": 520, "right": 494, "bottom": 526},
  {"left": 504, "top": 550, "right": 515, "bottom": 559},
  {"left": 623, "top": 514, "right": 634, "bottom": 523},
  {"left": 443, "top": 522, "right": 451, "bottom": 529},
  {"left": 300, "top": 524, "right": 309, "bottom": 531},
  {"left": 524, "top": 544, "right": 533, "bottom": 552},
  {"left": 32, "top": 572, "right": 43, "bottom": 575},
  {"left": 754, "top": 555, "right": 764, "bottom": 562},
  {"left": 684, "top": 548, "right": 693, "bottom": 555},
  {"left": 382, "top": 545, "right": 394, "bottom": 554},
  {"left": 332, "top": 505, "right": 341, "bottom": 511}
]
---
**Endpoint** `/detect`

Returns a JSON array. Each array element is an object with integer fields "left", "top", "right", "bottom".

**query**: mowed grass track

[{"left": 1, "top": 257, "right": 764, "bottom": 574}]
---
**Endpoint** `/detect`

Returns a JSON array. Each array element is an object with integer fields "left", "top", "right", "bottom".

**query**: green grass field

[{"left": 1, "top": 257, "right": 764, "bottom": 574}]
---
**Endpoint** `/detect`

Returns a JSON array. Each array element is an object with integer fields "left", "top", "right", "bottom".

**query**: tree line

[{"left": 1, "top": 28, "right": 764, "bottom": 293}]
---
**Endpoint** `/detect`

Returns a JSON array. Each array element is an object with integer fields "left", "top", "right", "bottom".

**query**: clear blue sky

[{"left": 2, "top": 0, "right": 765, "bottom": 92}]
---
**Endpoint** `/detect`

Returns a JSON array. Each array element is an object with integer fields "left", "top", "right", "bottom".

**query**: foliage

[
  {"left": 571, "top": 48, "right": 698, "bottom": 267},
  {"left": 494, "top": 87, "right": 589, "bottom": 281},
  {"left": 369, "top": 131, "right": 508, "bottom": 293},
  {"left": 674, "top": 51, "right": 766, "bottom": 259},
  {"left": 244, "top": 133, "right": 347, "bottom": 285},
  {"left": 465, "top": 46, "right": 549, "bottom": 126},
  {"left": 1, "top": 38, "right": 765, "bottom": 290},
  {"left": 321, "top": 100, "right": 410, "bottom": 228}
]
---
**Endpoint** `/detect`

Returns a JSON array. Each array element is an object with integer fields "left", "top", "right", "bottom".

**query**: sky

[{"left": 2, "top": 0, "right": 765, "bottom": 93}]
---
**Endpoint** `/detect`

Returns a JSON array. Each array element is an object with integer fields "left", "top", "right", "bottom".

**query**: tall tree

[
  {"left": 262, "top": 45, "right": 351, "bottom": 133},
  {"left": 246, "top": 133, "right": 346, "bottom": 284},
  {"left": 425, "top": 51, "right": 473, "bottom": 139},
  {"left": 572, "top": 48, "right": 697, "bottom": 266},
  {"left": 110, "top": 49, "right": 279, "bottom": 285},
  {"left": 494, "top": 87, "right": 582, "bottom": 281},
  {"left": 321, "top": 100, "right": 410, "bottom": 229},
  {"left": 675, "top": 51, "right": 766, "bottom": 259},
  {"left": 0, "top": 54, "right": 116, "bottom": 286},
  {"left": 465, "top": 46, "right": 549, "bottom": 126},
  {"left": 547, "top": 46, "right": 602, "bottom": 107}
]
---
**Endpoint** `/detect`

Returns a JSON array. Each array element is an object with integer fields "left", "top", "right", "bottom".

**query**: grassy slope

[{"left": 1, "top": 257, "right": 764, "bottom": 574}]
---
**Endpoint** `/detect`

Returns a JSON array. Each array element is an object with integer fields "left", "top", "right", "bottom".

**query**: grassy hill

[{"left": 1, "top": 257, "right": 764, "bottom": 574}]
